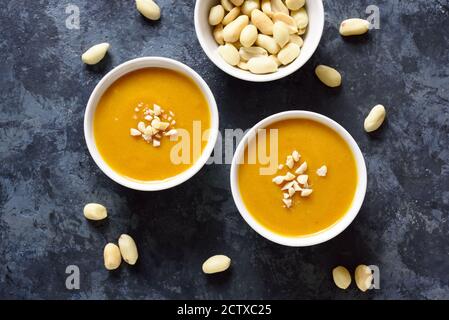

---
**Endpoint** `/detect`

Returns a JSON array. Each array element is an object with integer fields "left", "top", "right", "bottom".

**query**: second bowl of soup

[{"left": 230, "top": 111, "right": 367, "bottom": 246}]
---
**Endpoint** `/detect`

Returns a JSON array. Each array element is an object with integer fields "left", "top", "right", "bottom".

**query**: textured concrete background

[{"left": 0, "top": 0, "right": 448, "bottom": 299}]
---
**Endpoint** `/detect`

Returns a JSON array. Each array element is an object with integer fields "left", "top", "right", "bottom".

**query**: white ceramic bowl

[
  {"left": 230, "top": 111, "right": 367, "bottom": 246},
  {"left": 84, "top": 57, "right": 219, "bottom": 191},
  {"left": 194, "top": 0, "right": 324, "bottom": 82}
]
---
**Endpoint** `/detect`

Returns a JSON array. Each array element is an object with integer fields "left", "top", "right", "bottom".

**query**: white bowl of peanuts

[
  {"left": 230, "top": 111, "right": 367, "bottom": 246},
  {"left": 84, "top": 57, "right": 219, "bottom": 191},
  {"left": 195, "top": 0, "right": 324, "bottom": 82}
]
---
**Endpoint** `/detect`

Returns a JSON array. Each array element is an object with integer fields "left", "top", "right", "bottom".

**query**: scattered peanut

[
  {"left": 209, "top": 5, "right": 225, "bottom": 26},
  {"left": 333, "top": 266, "right": 352, "bottom": 289},
  {"left": 316, "top": 165, "right": 328, "bottom": 177},
  {"left": 83, "top": 203, "right": 108, "bottom": 221},
  {"left": 218, "top": 43, "right": 240, "bottom": 66},
  {"left": 135, "top": 0, "right": 161, "bottom": 21},
  {"left": 315, "top": 65, "right": 342, "bottom": 87},
  {"left": 339, "top": 18, "right": 370, "bottom": 36},
  {"left": 104, "top": 243, "right": 122, "bottom": 270},
  {"left": 364, "top": 104, "right": 386, "bottom": 132},
  {"left": 355, "top": 265, "right": 373, "bottom": 292},
  {"left": 202, "top": 255, "right": 231, "bottom": 274},
  {"left": 118, "top": 234, "right": 139, "bottom": 265},
  {"left": 81, "top": 43, "right": 110, "bottom": 65}
]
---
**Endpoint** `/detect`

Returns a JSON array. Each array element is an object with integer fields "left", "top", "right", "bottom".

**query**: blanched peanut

[
  {"left": 315, "top": 65, "right": 342, "bottom": 87},
  {"left": 256, "top": 34, "right": 280, "bottom": 54},
  {"left": 209, "top": 5, "right": 225, "bottom": 26},
  {"left": 286, "top": 0, "right": 305, "bottom": 11},
  {"left": 118, "top": 234, "right": 139, "bottom": 265},
  {"left": 135, "top": 0, "right": 161, "bottom": 21},
  {"left": 241, "top": 0, "right": 260, "bottom": 16},
  {"left": 247, "top": 56, "right": 278, "bottom": 74},
  {"left": 339, "top": 18, "right": 370, "bottom": 36},
  {"left": 239, "top": 46, "right": 268, "bottom": 61},
  {"left": 251, "top": 9, "right": 274, "bottom": 35},
  {"left": 277, "top": 43, "right": 300, "bottom": 65},
  {"left": 364, "top": 105, "right": 386, "bottom": 132},
  {"left": 238, "top": 61, "right": 249, "bottom": 70},
  {"left": 289, "top": 34, "right": 303, "bottom": 47},
  {"left": 269, "top": 54, "right": 281, "bottom": 67},
  {"left": 218, "top": 44, "right": 240, "bottom": 66},
  {"left": 273, "top": 12, "right": 298, "bottom": 34},
  {"left": 222, "top": 7, "right": 240, "bottom": 25},
  {"left": 355, "top": 265, "right": 373, "bottom": 292},
  {"left": 297, "top": 27, "right": 306, "bottom": 35},
  {"left": 291, "top": 7, "right": 308, "bottom": 29},
  {"left": 202, "top": 255, "right": 231, "bottom": 274},
  {"left": 261, "top": 0, "right": 273, "bottom": 17},
  {"left": 273, "top": 22, "right": 289, "bottom": 47},
  {"left": 83, "top": 203, "right": 108, "bottom": 221},
  {"left": 240, "top": 24, "right": 258, "bottom": 47},
  {"left": 271, "top": 0, "right": 289, "bottom": 15},
  {"left": 221, "top": 0, "right": 235, "bottom": 12},
  {"left": 104, "top": 243, "right": 121, "bottom": 270},
  {"left": 333, "top": 266, "right": 352, "bottom": 289},
  {"left": 230, "top": 0, "right": 244, "bottom": 5},
  {"left": 213, "top": 24, "right": 225, "bottom": 45},
  {"left": 81, "top": 43, "right": 110, "bottom": 65},
  {"left": 223, "top": 15, "right": 249, "bottom": 43}
]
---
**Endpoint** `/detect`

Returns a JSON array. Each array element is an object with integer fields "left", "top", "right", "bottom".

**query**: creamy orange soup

[
  {"left": 94, "top": 68, "right": 211, "bottom": 182},
  {"left": 238, "top": 119, "right": 358, "bottom": 237}
]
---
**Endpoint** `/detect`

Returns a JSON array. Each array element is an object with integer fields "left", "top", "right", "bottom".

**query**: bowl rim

[
  {"left": 230, "top": 110, "right": 367, "bottom": 246},
  {"left": 194, "top": 0, "right": 324, "bottom": 82},
  {"left": 84, "top": 57, "right": 219, "bottom": 191}
]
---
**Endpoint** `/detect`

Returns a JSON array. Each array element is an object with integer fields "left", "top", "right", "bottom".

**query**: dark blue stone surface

[{"left": 0, "top": 0, "right": 448, "bottom": 299}]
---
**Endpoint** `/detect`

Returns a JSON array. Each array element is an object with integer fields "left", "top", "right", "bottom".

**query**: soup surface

[
  {"left": 238, "top": 119, "right": 358, "bottom": 237},
  {"left": 94, "top": 68, "right": 211, "bottom": 181}
]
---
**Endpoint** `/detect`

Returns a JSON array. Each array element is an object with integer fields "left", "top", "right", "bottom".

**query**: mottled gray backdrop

[{"left": 0, "top": 0, "right": 448, "bottom": 299}]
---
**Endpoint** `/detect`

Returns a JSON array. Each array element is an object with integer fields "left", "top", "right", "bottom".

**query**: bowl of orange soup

[
  {"left": 84, "top": 57, "right": 219, "bottom": 191},
  {"left": 230, "top": 111, "right": 367, "bottom": 246}
]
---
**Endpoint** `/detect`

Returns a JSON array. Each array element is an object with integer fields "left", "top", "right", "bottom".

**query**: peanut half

[
  {"left": 218, "top": 44, "right": 240, "bottom": 66},
  {"left": 273, "top": 21, "right": 290, "bottom": 47},
  {"left": 315, "top": 65, "right": 342, "bottom": 87},
  {"left": 83, "top": 203, "right": 108, "bottom": 221},
  {"left": 355, "top": 265, "right": 373, "bottom": 292},
  {"left": 339, "top": 18, "right": 370, "bottom": 36},
  {"left": 104, "top": 243, "right": 122, "bottom": 270},
  {"left": 277, "top": 43, "right": 300, "bottom": 65},
  {"left": 209, "top": 5, "right": 225, "bottom": 26},
  {"left": 240, "top": 24, "right": 258, "bottom": 47},
  {"left": 364, "top": 104, "right": 386, "bottom": 132},
  {"left": 332, "top": 266, "right": 352, "bottom": 289},
  {"left": 251, "top": 9, "right": 274, "bottom": 35},
  {"left": 118, "top": 234, "right": 139, "bottom": 265},
  {"left": 202, "top": 255, "right": 231, "bottom": 274},
  {"left": 223, "top": 15, "right": 249, "bottom": 43},
  {"left": 247, "top": 56, "right": 278, "bottom": 74},
  {"left": 135, "top": 0, "right": 161, "bottom": 21},
  {"left": 81, "top": 43, "right": 110, "bottom": 65},
  {"left": 271, "top": 0, "right": 289, "bottom": 15},
  {"left": 286, "top": 0, "right": 305, "bottom": 11}
]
